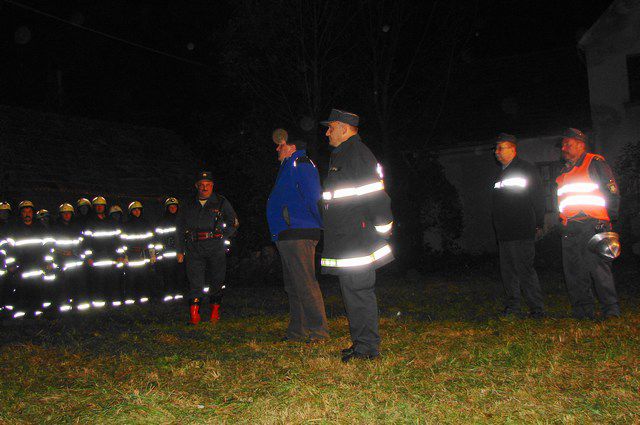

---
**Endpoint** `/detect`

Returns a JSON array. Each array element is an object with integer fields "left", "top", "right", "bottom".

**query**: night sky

[{"left": 0, "top": 0, "right": 611, "bottom": 147}]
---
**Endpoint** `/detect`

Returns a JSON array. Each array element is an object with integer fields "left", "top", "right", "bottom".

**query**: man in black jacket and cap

[
  {"left": 320, "top": 109, "right": 394, "bottom": 362},
  {"left": 491, "top": 133, "right": 546, "bottom": 318}
]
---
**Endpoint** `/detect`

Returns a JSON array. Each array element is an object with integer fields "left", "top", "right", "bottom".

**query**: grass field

[{"left": 1, "top": 263, "right": 639, "bottom": 424}]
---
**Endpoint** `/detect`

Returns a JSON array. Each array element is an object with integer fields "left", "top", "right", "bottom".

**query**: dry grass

[{"left": 0, "top": 266, "right": 639, "bottom": 424}]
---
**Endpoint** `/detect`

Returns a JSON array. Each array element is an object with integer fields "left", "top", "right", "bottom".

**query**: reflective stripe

[
  {"left": 375, "top": 221, "right": 393, "bottom": 234},
  {"left": 59, "top": 305, "right": 72, "bottom": 312},
  {"left": 155, "top": 227, "right": 176, "bottom": 234},
  {"left": 376, "top": 163, "right": 384, "bottom": 179},
  {"left": 93, "top": 260, "right": 116, "bottom": 267},
  {"left": 121, "top": 232, "right": 153, "bottom": 240},
  {"left": 43, "top": 275, "right": 56, "bottom": 281},
  {"left": 559, "top": 195, "right": 606, "bottom": 213},
  {"left": 5, "top": 257, "right": 16, "bottom": 264},
  {"left": 13, "top": 311, "right": 26, "bottom": 319},
  {"left": 321, "top": 244, "right": 392, "bottom": 268},
  {"left": 77, "top": 303, "right": 91, "bottom": 310},
  {"left": 124, "top": 299, "right": 135, "bottom": 305},
  {"left": 162, "top": 251, "right": 177, "bottom": 258},
  {"left": 22, "top": 270, "right": 44, "bottom": 279},
  {"left": 323, "top": 180, "right": 385, "bottom": 201},
  {"left": 494, "top": 177, "right": 527, "bottom": 189},
  {"left": 83, "top": 229, "right": 122, "bottom": 238},
  {"left": 112, "top": 301, "right": 122, "bottom": 307},
  {"left": 54, "top": 238, "right": 82, "bottom": 246},
  {"left": 557, "top": 182, "right": 599, "bottom": 196},
  {"left": 92, "top": 301, "right": 106, "bottom": 308},
  {"left": 14, "top": 238, "right": 44, "bottom": 247},
  {"left": 128, "top": 259, "right": 150, "bottom": 267},
  {"left": 63, "top": 261, "right": 84, "bottom": 271}
]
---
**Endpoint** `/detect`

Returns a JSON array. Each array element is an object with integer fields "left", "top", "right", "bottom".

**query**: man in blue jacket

[{"left": 267, "top": 128, "right": 328, "bottom": 342}]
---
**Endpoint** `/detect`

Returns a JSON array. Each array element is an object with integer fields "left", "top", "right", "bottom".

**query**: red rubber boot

[
  {"left": 189, "top": 304, "right": 201, "bottom": 325},
  {"left": 210, "top": 304, "right": 220, "bottom": 323}
]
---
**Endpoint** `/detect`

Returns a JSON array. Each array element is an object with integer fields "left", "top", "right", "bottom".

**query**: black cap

[
  {"left": 196, "top": 171, "right": 213, "bottom": 182},
  {"left": 496, "top": 132, "right": 517, "bottom": 145},
  {"left": 320, "top": 109, "right": 359, "bottom": 127},
  {"left": 563, "top": 127, "right": 588, "bottom": 143}
]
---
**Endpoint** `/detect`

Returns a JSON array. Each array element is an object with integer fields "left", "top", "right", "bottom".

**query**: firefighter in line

[
  {"left": 177, "top": 171, "right": 238, "bottom": 325},
  {"left": 51, "top": 203, "right": 87, "bottom": 309},
  {"left": 0, "top": 202, "right": 12, "bottom": 230},
  {"left": 82, "top": 196, "right": 123, "bottom": 307},
  {"left": 557, "top": 128, "right": 621, "bottom": 320},
  {"left": 121, "top": 201, "right": 156, "bottom": 302},
  {"left": 36, "top": 209, "right": 51, "bottom": 230},
  {"left": 491, "top": 133, "right": 546, "bottom": 318},
  {"left": 75, "top": 198, "right": 92, "bottom": 228},
  {"left": 0, "top": 202, "right": 10, "bottom": 308},
  {"left": 109, "top": 205, "right": 124, "bottom": 225},
  {"left": 320, "top": 109, "right": 394, "bottom": 362},
  {"left": 155, "top": 197, "right": 185, "bottom": 300},
  {"left": 3, "top": 201, "right": 53, "bottom": 315}
]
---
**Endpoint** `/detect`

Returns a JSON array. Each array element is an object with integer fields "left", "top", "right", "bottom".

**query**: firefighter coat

[{"left": 320, "top": 134, "right": 394, "bottom": 275}]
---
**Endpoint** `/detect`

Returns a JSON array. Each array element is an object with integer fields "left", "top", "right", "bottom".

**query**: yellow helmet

[
  {"left": 91, "top": 196, "right": 107, "bottom": 207},
  {"left": 36, "top": 209, "right": 50, "bottom": 219},
  {"left": 58, "top": 203, "right": 75, "bottom": 214},
  {"left": 164, "top": 197, "right": 179, "bottom": 207},
  {"left": 76, "top": 198, "right": 91, "bottom": 208},
  {"left": 128, "top": 201, "right": 143, "bottom": 213},
  {"left": 18, "top": 200, "right": 35, "bottom": 210},
  {"left": 109, "top": 205, "right": 123, "bottom": 215},
  {"left": 0, "top": 202, "right": 11, "bottom": 212}
]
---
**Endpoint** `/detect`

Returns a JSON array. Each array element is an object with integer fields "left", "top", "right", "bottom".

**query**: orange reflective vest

[{"left": 556, "top": 153, "right": 610, "bottom": 225}]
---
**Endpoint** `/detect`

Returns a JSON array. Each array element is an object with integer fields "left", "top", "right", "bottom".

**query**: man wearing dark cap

[
  {"left": 320, "top": 109, "right": 394, "bottom": 362},
  {"left": 556, "top": 128, "right": 621, "bottom": 320},
  {"left": 176, "top": 171, "right": 239, "bottom": 325},
  {"left": 491, "top": 133, "right": 546, "bottom": 318},
  {"left": 267, "top": 128, "right": 328, "bottom": 342}
]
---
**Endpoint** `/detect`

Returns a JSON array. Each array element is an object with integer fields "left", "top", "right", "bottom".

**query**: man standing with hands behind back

[
  {"left": 491, "top": 133, "right": 546, "bottom": 319},
  {"left": 267, "top": 129, "right": 329, "bottom": 342}
]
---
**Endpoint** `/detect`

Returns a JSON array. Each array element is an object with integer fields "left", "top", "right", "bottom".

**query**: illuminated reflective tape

[
  {"left": 34, "top": 311, "right": 42, "bottom": 316},
  {"left": 128, "top": 259, "right": 150, "bottom": 267},
  {"left": 203, "top": 287, "right": 210, "bottom": 293},
  {"left": 92, "top": 301, "right": 106, "bottom": 308},
  {"left": 375, "top": 221, "right": 393, "bottom": 233},
  {"left": 321, "top": 244, "right": 392, "bottom": 268},
  {"left": 43, "top": 275, "right": 56, "bottom": 281},
  {"left": 557, "top": 182, "right": 599, "bottom": 196},
  {"left": 42, "top": 302, "right": 51, "bottom": 308},
  {"left": 13, "top": 311, "right": 26, "bottom": 318},
  {"left": 93, "top": 259, "right": 116, "bottom": 267},
  {"left": 140, "top": 297, "right": 149, "bottom": 303},
  {"left": 323, "top": 180, "right": 385, "bottom": 201},
  {"left": 0, "top": 249, "right": 6, "bottom": 255},
  {"left": 0, "top": 270, "right": 5, "bottom": 276},
  {"left": 63, "top": 261, "right": 84, "bottom": 271},
  {"left": 224, "top": 240, "right": 231, "bottom": 246},
  {"left": 376, "top": 163, "right": 384, "bottom": 178},
  {"left": 14, "top": 238, "right": 44, "bottom": 247},
  {"left": 155, "top": 227, "right": 176, "bottom": 234},
  {"left": 77, "top": 303, "right": 91, "bottom": 311},
  {"left": 154, "top": 244, "right": 163, "bottom": 250},
  {"left": 116, "top": 248, "right": 126, "bottom": 254},
  {"left": 59, "top": 305, "right": 72, "bottom": 312},
  {"left": 221, "top": 285, "right": 226, "bottom": 290},
  {"left": 44, "top": 255, "right": 54, "bottom": 262},
  {"left": 54, "top": 238, "right": 82, "bottom": 246},
  {"left": 163, "top": 295, "right": 173, "bottom": 302},
  {"left": 4, "top": 257, "right": 16, "bottom": 265},
  {"left": 112, "top": 301, "right": 122, "bottom": 307},
  {"left": 120, "top": 232, "right": 153, "bottom": 240},
  {"left": 84, "top": 250, "right": 93, "bottom": 256},
  {"left": 0, "top": 239, "right": 10, "bottom": 247},
  {"left": 174, "top": 294, "right": 183, "bottom": 300},
  {"left": 5, "top": 305, "right": 14, "bottom": 310},
  {"left": 116, "top": 263, "right": 124, "bottom": 268},
  {"left": 494, "top": 177, "right": 527, "bottom": 189},
  {"left": 162, "top": 251, "right": 177, "bottom": 258},
  {"left": 124, "top": 299, "right": 135, "bottom": 305},
  {"left": 83, "top": 229, "right": 122, "bottom": 238},
  {"left": 22, "top": 270, "right": 44, "bottom": 279},
  {"left": 559, "top": 195, "right": 606, "bottom": 213}
]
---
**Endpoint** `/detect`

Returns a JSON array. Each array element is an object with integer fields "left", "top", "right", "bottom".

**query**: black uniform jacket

[
  {"left": 82, "top": 214, "right": 121, "bottom": 262},
  {"left": 491, "top": 156, "right": 545, "bottom": 241},
  {"left": 122, "top": 215, "right": 155, "bottom": 261},
  {"left": 176, "top": 194, "right": 238, "bottom": 253},
  {"left": 321, "top": 134, "right": 393, "bottom": 275},
  {"left": 558, "top": 152, "right": 620, "bottom": 221}
]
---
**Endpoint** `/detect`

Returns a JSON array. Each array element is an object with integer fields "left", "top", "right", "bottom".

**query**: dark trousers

[
  {"left": 339, "top": 269, "right": 379, "bottom": 356},
  {"left": 276, "top": 239, "right": 329, "bottom": 340},
  {"left": 498, "top": 239, "right": 544, "bottom": 314},
  {"left": 562, "top": 220, "right": 620, "bottom": 319},
  {"left": 159, "top": 261, "right": 186, "bottom": 296},
  {"left": 185, "top": 241, "right": 226, "bottom": 304}
]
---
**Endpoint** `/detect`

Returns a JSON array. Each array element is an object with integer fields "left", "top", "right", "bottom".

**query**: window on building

[{"left": 627, "top": 54, "right": 640, "bottom": 103}]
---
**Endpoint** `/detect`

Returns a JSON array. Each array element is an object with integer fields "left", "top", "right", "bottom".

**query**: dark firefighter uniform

[
  {"left": 121, "top": 201, "right": 156, "bottom": 303},
  {"left": 491, "top": 134, "right": 546, "bottom": 317},
  {"left": 176, "top": 171, "right": 238, "bottom": 323},
  {"left": 155, "top": 197, "right": 185, "bottom": 301},
  {"left": 557, "top": 132, "right": 621, "bottom": 319},
  {"left": 51, "top": 204, "right": 87, "bottom": 308},
  {"left": 320, "top": 109, "right": 394, "bottom": 360}
]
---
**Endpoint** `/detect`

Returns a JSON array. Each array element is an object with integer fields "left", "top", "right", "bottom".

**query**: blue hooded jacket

[{"left": 267, "top": 150, "right": 322, "bottom": 241}]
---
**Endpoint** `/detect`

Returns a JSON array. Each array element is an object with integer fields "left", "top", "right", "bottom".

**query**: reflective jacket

[
  {"left": 267, "top": 150, "right": 322, "bottom": 241},
  {"left": 556, "top": 152, "right": 619, "bottom": 225},
  {"left": 155, "top": 213, "right": 178, "bottom": 261},
  {"left": 491, "top": 156, "right": 545, "bottom": 241},
  {"left": 121, "top": 215, "right": 156, "bottom": 266},
  {"left": 320, "top": 134, "right": 394, "bottom": 275},
  {"left": 82, "top": 214, "right": 122, "bottom": 267},
  {"left": 51, "top": 220, "right": 84, "bottom": 273}
]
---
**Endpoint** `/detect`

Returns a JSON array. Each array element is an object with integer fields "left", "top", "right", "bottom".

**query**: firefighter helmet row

[{"left": 2, "top": 197, "right": 180, "bottom": 216}]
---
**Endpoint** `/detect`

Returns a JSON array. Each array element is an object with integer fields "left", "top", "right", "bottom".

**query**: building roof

[
  {"left": 426, "top": 47, "right": 592, "bottom": 148},
  {"left": 579, "top": 0, "right": 640, "bottom": 49}
]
